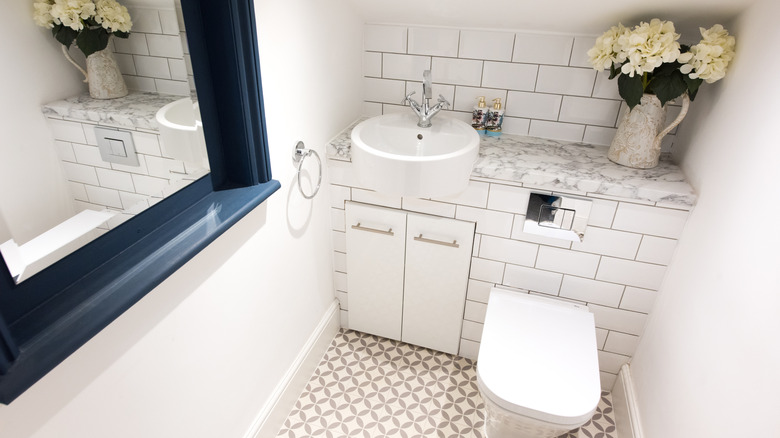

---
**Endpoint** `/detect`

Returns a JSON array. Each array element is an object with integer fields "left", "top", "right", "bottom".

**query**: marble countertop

[
  {"left": 42, "top": 91, "right": 185, "bottom": 131},
  {"left": 327, "top": 118, "right": 697, "bottom": 207}
]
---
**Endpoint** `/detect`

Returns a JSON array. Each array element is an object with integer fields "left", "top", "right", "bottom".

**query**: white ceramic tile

[
  {"left": 584, "top": 126, "right": 618, "bottom": 146},
  {"left": 600, "top": 372, "right": 618, "bottom": 391},
  {"left": 330, "top": 184, "right": 351, "bottom": 209},
  {"left": 612, "top": 203, "right": 689, "bottom": 239},
  {"left": 536, "top": 245, "right": 600, "bottom": 278},
  {"left": 459, "top": 338, "right": 480, "bottom": 360},
  {"left": 481, "top": 62, "right": 537, "bottom": 91},
  {"left": 131, "top": 131, "right": 161, "bottom": 156},
  {"left": 351, "top": 188, "right": 401, "bottom": 209},
  {"left": 382, "top": 103, "right": 409, "bottom": 114},
  {"left": 503, "top": 264, "right": 562, "bottom": 295},
  {"left": 146, "top": 155, "right": 184, "bottom": 179},
  {"left": 513, "top": 33, "right": 573, "bottom": 66},
  {"left": 620, "top": 287, "right": 656, "bottom": 313},
  {"left": 501, "top": 117, "right": 530, "bottom": 135},
  {"left": 382, "top": 53, "right": 431, "bottom": 81},
  {"left": 113, "top": 33, "right": 149, "bottom": 56},
  {"left": 401, "top": 197, "right": 456, "bottom": 217},
  {"left": 464, "top": 300, "right": 488, "bottom": 323},
  {"left": 146, "top": 34, "right": 183, "bottom": 58},
  {"left": 364, "top": 24, "right": 407, "bottom": 53},
  {"left": 559, "top": 275, "right": 624, "bottom": 307},
  {"left": 529, "top": 120, "right": 585, "bottom": 142},
  {"left": 134, "top": 55, "right": 171, "bottom": 79},
  {"left": 180, "top": 33, "right": 189, "bottom": 55},
  {"left": 467, "top": 279, "right": 494, "bottom": 303},
  {"left": 511, "top": 215, "right": 572, "bottom": 248},
  {"left": 504, "top": 91, "right": 561, "bottom": 120},
  {"left": 572, "top": 226, "right": 642, "bottom": 259},
  {"left": 62, "top": 162, "right": 99, "bottom": 185},
  {"left": 110, "top": 153, "right": 148, "bottom": 174},
  {"left": 604, "top": 331, "right": 640, "bottom": 356},
  {"left": 48, "top": 119, "right": 87, "bottom": 143},
  {"left": 168, "top": 59, "right": 187, "bottom": 81},
  {"left": 158, "top": 9, "right": 180, "bottom": 35},
  {"left": 431, "top": 57, "right": 483, "bottom": 86},
  {"left": 587, "top": 199, "right": 618, "bottom": 228},
  {"left": 459, "top": 30, "right": 514, "bottom": 61},
  {"left": 405, "top": 82, "right": 456, "bottom": 105},
  {"left": 363, "top": 51, "right": 382, "bottom": 77},
  {"left": 327, "top": 160, "right": 359, "bottom": 187},
  {"left": 597, "top": 257, "right": 667, "bottom": 290},
  {"left": 55, "top": 140, "right": 76, "bottom": 162},
  {"left": 570, "top": 36, "right": 597, "bottom": 68},
  {"left": 336, "top": 291, "right": 348, "bottom": 310},
  {"left": 363, "top": 77, "right": 406, "bottom": 103},
  {"left": 118, "top": 191, "right": 148, "bottom": 211},
  {"left": 461, "top": 320, "right": 484, "bottom": 342},
  {"left": 592, "top": 70, "right": 622, "bottom": 100},
  {"left": 472, "top": 234, "right": 481, "bottom": 256},
  {"left": 456, "top": 205, "right": 514, "bottom": 237},
  {"left": 408, "top": 27, "right": 459, "bottom": 57},
  {"left": 452, "top": 86, "right": 507, "bottom": 112},
  {"left": 636, "top": 235, "right": 677, "bottom": 265},
  {"left": 588, "top": 304, "right": 648, "bottom": 335},
  {"left": 469, "top": 257, "right": 505, "bottom": 283},
  {"left": 330, "top": 208, "right": 346, "bottom": 232},
  {"left": 559, "top": 96, "right": 621, "bottom": 127},
  {"left": 68, "top": 182, "right": 88, "bottom": 202},
  {"left": 131, "top": 174, "right": 168, "bottom": 196},
  {"left": 124, "top": 75, "right": 157, "bottom": 93},
  {"left": 95, "top": 168, "right": 134, "bottom": 192},
  {"left": 332, "top": 230, "right": 346, "bottom": 253},
  {"left": 339, "top": 310, "right": 349, "bottom": 328},
  {"left": 333, "top": 251, "right": 347, "bottom": 273},
  {"left": 432, "top": 180, "right": 489, "bottom": 208},
  {"left": 127, "top": 8, "right": 162, "bottom": 33},
  {"left": 598, "top": 350, "right": 630, "bottom": 374},
  {"left": 114, "top": 53, "right": 136, "bottom": 75},
  {"left": 479, "top": 235, "right": 538, "bottom": 267},
  {"left": 155, "top": 79, "right": 190, "bottom": 96},
  {"left": 333, "top": 271, "right": 347, "bottom": 293},
  {"left": 362, "top": 101, "right": 382, "bottom": 117},
  {"left": 535, "top": 66, "right": 596, "bottom": 97},
  {"left": 595, "top": 328, "right": 609, "bottom": 349},
  {"left": 487, "top": 184, "right": 532, "bottom": 214},
  {"left": 72, "top": 144, "right": 111, "bottom": 169},
  {"left": 85, "top": 185, "right": 123, "bottom": 209}
]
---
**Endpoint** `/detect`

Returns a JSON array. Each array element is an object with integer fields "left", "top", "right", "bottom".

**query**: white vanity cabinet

[{"left": 345, "top": 201, "right": 475, "bottom": 355}]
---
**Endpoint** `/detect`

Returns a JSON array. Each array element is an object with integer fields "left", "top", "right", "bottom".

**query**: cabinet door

[
  {"left": 345, "top": 202, "right": 407, "bottom": 340},
  {"left": 402, "top": 213, "right": 475, "bottom": 354}
]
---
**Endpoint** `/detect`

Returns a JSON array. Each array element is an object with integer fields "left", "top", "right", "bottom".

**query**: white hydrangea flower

[
  {"left": 94, "top": 0, "right": 132, "bottom": 33},
  {"left": 49, "top": 0, "right": 95, "bottom": 31},
  {"left": 33, "top": 0, "right": 55, "bottom": 28},
  {"left": 678, "top": 24, "right": 735, "bottom": 83},
  {"left": 618, "top": 19, "right": 681, "bottom": 77},
  {"left": 587, "top": 24, "right": 628, "bottom": 70}
]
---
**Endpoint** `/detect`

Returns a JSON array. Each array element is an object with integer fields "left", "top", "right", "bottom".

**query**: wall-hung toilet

[{"left": 477, "top": 288, "right": 601, "bottom": 438}]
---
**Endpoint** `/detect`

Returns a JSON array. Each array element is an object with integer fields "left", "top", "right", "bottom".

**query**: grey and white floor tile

[{"left": 277, "top": 329, "right": 616, "bottom": 438}]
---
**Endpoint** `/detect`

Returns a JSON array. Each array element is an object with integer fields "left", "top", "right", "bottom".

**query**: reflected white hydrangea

[{"left": 678, "top": 25, "right": 736, "bottom": 83}]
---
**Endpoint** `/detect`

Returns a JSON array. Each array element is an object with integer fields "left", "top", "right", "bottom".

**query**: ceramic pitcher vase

[
  {"left": 608, "top": 93, "right": 690, "bottom": 169},
  {"left": 62, "top": 44, "right": 128, "bottom": 99}
]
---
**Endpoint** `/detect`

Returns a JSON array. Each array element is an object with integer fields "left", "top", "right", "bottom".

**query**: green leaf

[
  {"left": 51, "top": 23, "right": 78, "bottom": 47},
  {"left": 113, "top": 31, "right": 130, "bottom": 39},
  {"left": 76, "top": 28, "right": 110, "bottom": 58},
  {"left": 649, "top": 69, "right": 688, "bottom": 106},
  {"left": 618, "top": 73, "right": 644, "bottom": 109},
  {"left": 608, "top": 63, "right": 621, "bottom": 80},
  {"left": 683, "top": 75, "right": 704, "bottom": 101}
]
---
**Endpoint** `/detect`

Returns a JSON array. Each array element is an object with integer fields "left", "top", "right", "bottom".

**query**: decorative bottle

[
  {"left": 472, "top": 96, "right": 488, "bottom": 134},
  {"left": 486, "top": 98, "right": 505, "bottom": 137}
]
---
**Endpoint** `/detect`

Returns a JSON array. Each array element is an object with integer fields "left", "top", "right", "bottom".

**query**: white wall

[
  {"left": 0, "top": 0, "right": 363, "bottom": 436},
  {"left": 630, "top": 0, "right": 780, "bottom": 436},
  {"left": 0, "top": 1, "right": 85, "bottom": 244}
]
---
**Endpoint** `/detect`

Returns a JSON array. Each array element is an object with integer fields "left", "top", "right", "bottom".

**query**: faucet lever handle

[
  {"left": 402, "top": 91, "right": 416, "bottom": 105},
  {"left": 437, "top": 94, "right": 451, "bottom": 109}
]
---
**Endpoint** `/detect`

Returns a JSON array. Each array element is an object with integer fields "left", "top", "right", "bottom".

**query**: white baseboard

[
  {"left": 243, "top": 300, "right": 340, "bottom": 438},
  {"left": 612, "top": 364, "right": 644, "bottom": 438}
]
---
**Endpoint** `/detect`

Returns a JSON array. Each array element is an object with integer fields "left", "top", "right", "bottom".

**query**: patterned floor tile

[{"left": 277, "top": 329, "right": 616, "bottom": 438}]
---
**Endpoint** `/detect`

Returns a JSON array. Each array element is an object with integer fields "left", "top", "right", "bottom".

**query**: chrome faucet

[{"left": 402, "top": 70, "right": 451, "bottom": 128}]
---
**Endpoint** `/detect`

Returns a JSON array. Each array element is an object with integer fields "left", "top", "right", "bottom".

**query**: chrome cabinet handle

[
  {"left": 351, "top": 223, "right": 394, "bottom": 236},
  {"left": 413, "top": 234, "right": 459, "bottom": 248}
]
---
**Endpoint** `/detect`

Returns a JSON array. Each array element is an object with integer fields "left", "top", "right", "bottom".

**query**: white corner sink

[
  {"left": 156, "top": 98, "right": 208, "bottom": 167},
  {"left": 350, "top": 113, "right": 480, "bottom": 198}
]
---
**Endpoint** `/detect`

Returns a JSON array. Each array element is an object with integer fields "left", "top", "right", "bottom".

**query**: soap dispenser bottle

[
  {"left": 472, "top": 96, "right": 488, "bottom": 134},
  {"left": 486, "top": 98, "right": 505, "bottom": 137}
]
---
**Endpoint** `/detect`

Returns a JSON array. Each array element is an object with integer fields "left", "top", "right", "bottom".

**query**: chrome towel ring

[{"left": 292, "top": 141, "right": 321, "bottom": 199}]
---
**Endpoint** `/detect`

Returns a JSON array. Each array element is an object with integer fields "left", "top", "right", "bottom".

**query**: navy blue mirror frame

[{"left": 0, "top": 0, "right": 279, "bottom": 403}]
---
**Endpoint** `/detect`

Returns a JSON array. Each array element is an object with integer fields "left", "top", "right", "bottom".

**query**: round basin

[{"left": 350, "top": 113, "right": 480, "bottom": 198}]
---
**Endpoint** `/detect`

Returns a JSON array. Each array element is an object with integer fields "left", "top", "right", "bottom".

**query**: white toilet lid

[{"left": 477, "top": 289, "right": 601, "bottom": 427}]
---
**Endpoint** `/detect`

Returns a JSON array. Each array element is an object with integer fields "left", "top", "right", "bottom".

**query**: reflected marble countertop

[
  {"left": 42, "top": 91, "right": 185, "bottom": 131},
  {"left": 327, "top": 118, "right": 696, "bottom": 207}
]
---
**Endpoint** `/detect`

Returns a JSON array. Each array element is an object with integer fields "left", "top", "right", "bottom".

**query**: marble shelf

[{"left": 327, "top": 117, "right": 696, "bottom": 207}]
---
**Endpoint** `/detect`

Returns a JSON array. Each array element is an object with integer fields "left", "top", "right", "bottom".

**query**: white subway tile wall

[
  {"left": 112, "top": 7, "right": 192, "bottom": 96},
  {"left": 362, "top": 24, "right": 684, "bottom": 150},
  {"left": 329, "top": 159, "right": 690, "bottom": 389}
]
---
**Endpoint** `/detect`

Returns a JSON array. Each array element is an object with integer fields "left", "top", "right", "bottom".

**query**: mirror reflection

[{"left": 0, "top": 0, "right": 208, "bottom": 283}]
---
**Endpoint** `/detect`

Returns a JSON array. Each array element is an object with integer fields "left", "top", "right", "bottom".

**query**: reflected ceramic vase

[
  {"left": 608, "top": 93, "right": 689, "bottom": 169},
  {"left": 85, "top": 47, "right": 128, "bottom": 99}
]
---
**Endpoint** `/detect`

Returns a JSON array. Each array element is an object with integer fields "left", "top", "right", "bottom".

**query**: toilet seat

[{"left": 477, "top": 289, "right": 601, "bottom": 427}]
